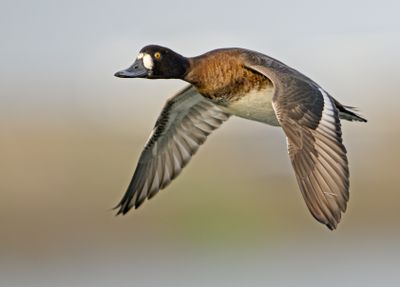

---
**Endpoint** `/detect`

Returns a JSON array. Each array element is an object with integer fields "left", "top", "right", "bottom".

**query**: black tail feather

[{"left": 333, "top": 99, "right": 367, "bottom": 122}]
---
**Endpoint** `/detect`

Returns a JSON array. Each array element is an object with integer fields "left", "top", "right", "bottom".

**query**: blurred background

[{"left": 1, "top": 0, "right": 399, "bottom": 286}]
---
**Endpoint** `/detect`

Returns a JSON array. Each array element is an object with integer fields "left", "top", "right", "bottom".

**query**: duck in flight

[{"left": 114, "top": 45, "right": 366, "bottom": 230}]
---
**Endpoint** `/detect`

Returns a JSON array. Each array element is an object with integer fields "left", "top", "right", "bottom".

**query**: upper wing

[
  {"left": 115, "top": 85, "right": 230, "bottom": 215},
  {"left": 245, "top": 59, "right": 349, "bottom": 230}
]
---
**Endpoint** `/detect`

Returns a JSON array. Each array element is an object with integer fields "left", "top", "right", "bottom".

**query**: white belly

[{"left": 221, "top": 87, "right": 280, "bottom": 126}]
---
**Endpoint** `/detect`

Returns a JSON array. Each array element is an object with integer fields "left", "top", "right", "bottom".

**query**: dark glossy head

[{"left": 114, "top": 45, "right": 190, "bottom": 79}]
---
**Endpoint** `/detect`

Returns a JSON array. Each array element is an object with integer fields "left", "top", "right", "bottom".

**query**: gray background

[{"left": 2, "top": 0, "right": 399, "bottom": 286}]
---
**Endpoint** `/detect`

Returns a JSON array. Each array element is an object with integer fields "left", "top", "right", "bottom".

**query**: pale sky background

[{"left": 1, "top": 0, "right": 400, "bottom": 286}]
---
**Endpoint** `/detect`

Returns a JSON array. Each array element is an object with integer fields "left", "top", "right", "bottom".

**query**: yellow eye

[{"left": 154, "top": 52, "right": 161, "bottom": 59}]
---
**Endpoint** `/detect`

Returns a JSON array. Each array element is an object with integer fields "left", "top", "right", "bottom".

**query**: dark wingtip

[
  {"left": 113, "top": 203, "right": 123, "bottom": 216},
  {"left": 113, "top": 201, "right": 132, "bottom": 216},
  {"left": 326, "top": 223, "right": 337, "bottom": 231},
  {"left": 134, "top": 198, "right": 145, "bottom": 210}
]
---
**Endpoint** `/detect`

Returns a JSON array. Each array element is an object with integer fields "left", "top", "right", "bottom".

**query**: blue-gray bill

[{"left": 114, "top": 59, "right": 147, "bottom": 78}]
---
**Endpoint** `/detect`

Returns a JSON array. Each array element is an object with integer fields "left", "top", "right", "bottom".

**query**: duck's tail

[{"left": 333, "top": 99, "right": 367, "bottom": 122}]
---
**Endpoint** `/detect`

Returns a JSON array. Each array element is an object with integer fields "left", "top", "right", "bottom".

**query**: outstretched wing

[
  {"left": 115, "top": 85, "right": 230, "bottom": 214},
  {"left": 275, "top": 87, "right": 349, "bottom": 230},
  {"left": 245, "top": 60, "right": 349, "bottom": 230}
]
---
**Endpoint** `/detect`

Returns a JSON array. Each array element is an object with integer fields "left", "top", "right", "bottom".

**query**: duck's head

[{"left": 114, "top": 45, "right": 190, "bottom": 79}]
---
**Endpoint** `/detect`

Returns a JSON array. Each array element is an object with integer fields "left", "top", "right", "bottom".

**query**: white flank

[{"left": 223, "top": 86, "right": 280, "bottom": 126}]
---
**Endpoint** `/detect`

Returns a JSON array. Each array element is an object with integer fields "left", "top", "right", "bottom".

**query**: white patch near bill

[
  {"left": 142, "top": 54, "right": 154, "bottom": 70},
  {"left": 137, "top": 53, "right": 144, "bottom": 59}
]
